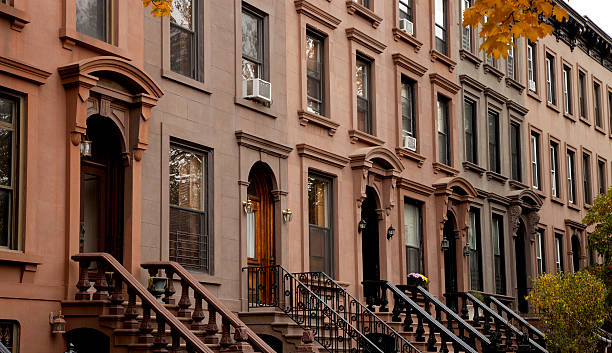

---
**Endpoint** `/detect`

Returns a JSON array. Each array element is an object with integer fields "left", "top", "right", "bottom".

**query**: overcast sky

[{"left": 564, "top": 0, "right": 612, "bottom": 36}]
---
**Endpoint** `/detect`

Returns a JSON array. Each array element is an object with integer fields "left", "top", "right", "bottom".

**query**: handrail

[
  {"left": 458, "top": 292, "right": 548, "bottom": 353},
  {"left": 141, "top": 261, "right": 276, "bottom": 353},
  {"left": 243, "top": 265, "right": 384, "bottom": 353},
  {"left": 484, "top": 294, "right": 546, "bottom": 344},
  {"left": 71, "top": 253, "right": 213, "bottom": 353},
  {"left": 384, "top": 282, "right": 477, "bottom": 353},
  {"left": 294, "top": 271, "right": 421, "bottom": 353}
]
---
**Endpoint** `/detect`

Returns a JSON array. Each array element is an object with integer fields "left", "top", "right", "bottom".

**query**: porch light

[
  {"left": 282, "top": 209, "right": 293, "bottom": 223},
  {"left": 358, "top": 219, "right": 367, "bottom": 233},
  {"left": 386, "top": 225, "right": 396, "bottom": 239},
  {"left": 80, "top": 137, "right": 92, "bottom": 157},
  {"left": 49, "top": 311, "right": 66, "bottom": 334},
  {"left": 441, "top": 237, "right": 450, "bottom": 252},
  {"left": 242, "top": 200, "right": 254, "bottom": 214}
]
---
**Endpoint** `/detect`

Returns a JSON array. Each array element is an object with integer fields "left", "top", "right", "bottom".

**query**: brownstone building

[{"left": 0, "top": 0, "right": 610, "bottom": 352}]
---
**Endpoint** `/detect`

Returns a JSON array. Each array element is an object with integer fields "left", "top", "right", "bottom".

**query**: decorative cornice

[
  {"left": 297, "top": 143, "right": 349, "bottom": 169},
  {"left": 462, "top": 161, "right": 486, "bottom": 175},
  {"left": 505, "top": 77, "right": 525, "bottom": 94},
  {"left": 298, "top": 110, "right": 339, "bottom": 136},
  {"left": 564, "top": 218, "right": 587, "bottom": 230},
  {"left": 0, "top": 55, "right": 51, "bottom": 85},
  {"left": 391, "top": 28, "right": 423, "bottom": 52},
  {"left": 345, "top": 27, "right": 386, "bottom": 54},
  {"left": 397, "top": 177, "right": 435, "bottom": 196},
  {"left": 395, "top": 147, "right": 426, "bottom": 167},
  {"left": 432, "top": 162, "right": 459, "bottom": 176},
  {"left": 294, "top": 0, "right": 341, "bottom": 30},
  {"left": 348, "top": 129, "right": 384, "bottom": 146},
  {"left": 506, "top": 100, "right": 529, "bottom": 116},
  {"left": 459, "top": 74, "right": 485, "bottom": 92},
  {"left": 430, "top": 50, "right": 456, "bottom": 72},
  {"left": 488, "top": 192, "right": 511, "bottom": 206},
  {"left": 483, "top": 63, "right": 504, "bottom": 82},
  {"left": 484, "top": 87, "right": 508, "bottom": 105},
  {"left": 459, "top": 49, "right": 482, "bottom": 68},
  {"left": 235, "top": 130, "right": 293, "bottom": 159},
  {"left": 392, "top": 53, "right": 427, "bottom": 77},
  {"left": 0, "top": 3, "right": 30, "bottom": 31},
  {"left": 486, "top": 170, "right": 509, "bottom": 184},
  {"left": 429, "top": 73, "right": 460, "bottom": 95},
  {"left": 345, "top": 0, "right": 382, "bottom": 28}
]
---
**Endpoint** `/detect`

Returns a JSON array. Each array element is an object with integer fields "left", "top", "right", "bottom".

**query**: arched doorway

[
  {"left": 361, "top": 186, "right": 381, "bottom": 283},
  {"left": 65, "top": 328, "right": 110, "bottom": 353},
  {"left": 443, "top": 211, "right": 458, "bottom": 310},
  {"left": 80, "top": 116, "right": 125, "bottom": 263},
  {"left": 515, "top": 220, "right": 528, "bottom": 313},
  {"left": 572, "top": 235, "right": 581, "bottom": 272}
]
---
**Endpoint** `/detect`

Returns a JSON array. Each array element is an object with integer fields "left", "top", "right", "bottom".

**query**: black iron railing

[
  {"left": 295, "top": 272, "right": 421, "bottom": 353},
  {"left": 447, "top": 292, "right": 548, "bottom": 353},
  {"left": 484, "top": 295, "right": 547, "bottom": 348},
  {"left": 244, "top": 265, "right": 384, "bottom": 353}
]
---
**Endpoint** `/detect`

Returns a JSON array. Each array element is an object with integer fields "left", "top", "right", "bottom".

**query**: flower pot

[{"left": 148, "top": 276, "right": 168, "bottom": 303}]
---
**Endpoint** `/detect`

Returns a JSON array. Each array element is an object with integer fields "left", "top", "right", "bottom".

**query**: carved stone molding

[
  {"left": 296, "top": 143, "right": 349, "bottom": 169},
  {"left": 430, "top": 50, "right": 456, "bottom": 73},
  {"left": 345, "top": 1, "right": 382, "bottom": 28},
  {"left": 345, "top": 27, "right": 387, "bottom": 54},
  {"left": 391, "top": 28, "right": 423, "bottom": 52},
  {"left": 294, "top": 0, "right": 341, "bottom": 30},
  {"left": 298, "top": 110, "right": 339, "bottom": 136},
  {"left": 0, "top": 55, "right": 51, "bottom": 85},
  {"left": 392, "top": 53, "right": 427, "bottom": 77},
  {"left": 235, "top": 131, "right": 293, "bottom": 159},
  {"left": 509, "top": 205, "right": 522, "bottom": 237},
  {"left": 526, "top": 211, "right": 540, "bottom": 242}
]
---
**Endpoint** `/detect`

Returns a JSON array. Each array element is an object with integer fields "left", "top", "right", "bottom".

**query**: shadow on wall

[{"left": 65, "top": 328, "right": 110, "bottom": 353}]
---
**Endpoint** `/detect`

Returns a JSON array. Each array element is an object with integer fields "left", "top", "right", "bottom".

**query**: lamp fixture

[
  {"left": 49, "top": 311, "right": 66, "bottom": 334},
  {"left": 386, "top": 225, "right": 396, "bottom": 239},
  {"left": 282, "top": 209, "right": 293, "bottom": 223},
  {"left": 80, "top": 136, "right": 92, "bottom": 158},
  {"left": 358, "top": 219, "right": 367, "bottom": 233},
  {"left": 242, "top": 200, "right": 254, "bottom": 214},
  {"left": 463, "top": 244, "right": 471, "bottom": 257},
  {"left": 441, "top": 237, "right": 450, "bottom": 252}
]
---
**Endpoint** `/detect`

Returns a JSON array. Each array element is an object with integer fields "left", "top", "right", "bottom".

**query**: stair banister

[
  {"left": 385, "top": 282, "right": 478, "bottom": 353},
  {"left": 141, "top": 261, "right": 277, "bottom": 353},
  {"left": 71, "top": 253, "right": 213, "bottom": 353},
  {"left": 484, "top": 294, "right": 545, "bottom": 344}
]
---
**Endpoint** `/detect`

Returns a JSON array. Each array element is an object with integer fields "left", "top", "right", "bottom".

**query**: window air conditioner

[
  {"left": 403, "top": 135, "right": 417, "bottom": 152},
  {"left": 243, "top": 78, "right": 272, "bottom": 103},
  {"left": 528, "top": 80, "right": 536, "bottom": 92},
  {"left": 399, "top": 19, "right": 414, "bottom": 36}
]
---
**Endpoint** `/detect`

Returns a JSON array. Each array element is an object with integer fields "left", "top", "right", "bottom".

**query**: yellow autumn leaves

[
  {"left": 463, "top": 0, "right": 568, "bottom": 59},
  {"left": 142, "top": 0, "right": 173, "bottom": 18}
]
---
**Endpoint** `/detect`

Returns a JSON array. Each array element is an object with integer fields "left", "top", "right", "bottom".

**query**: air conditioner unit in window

[
  {"left": 399, "top": 19, "right": 414, "bottom": 36},
  {"left": 243, "top": 78, "right": 272, "bottom": 103},
  {"left": 403, "top": 135, "right": 417, "bottom": 152},
  {"left": 528, "top": 80, "right": 536, "bottom": 92}
]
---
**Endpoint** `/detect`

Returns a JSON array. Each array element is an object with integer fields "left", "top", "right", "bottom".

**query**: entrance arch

[{"left": 246, "top": 162, "right": 276, "bottom": 269}]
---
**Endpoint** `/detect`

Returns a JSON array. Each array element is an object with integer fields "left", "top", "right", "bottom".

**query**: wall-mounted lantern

[
  {"left": 441, "top": 237, "right": 450, "bottom": 252},
  {"left": 282, "top": 209, "right": 293, "bottom": 223},
  {"left": 463, "top": 244, "right": 471, "bottom": 257},
  {"left": 242, "top": 200, "right": 254, "bottom": 214},
  {"left": 49, "top": 311, "right": 66, "bottom": 334},
  {"left": 386, "top": 225, "right": 396, "bottom": 239},
  {"left": 80, "top": 136, "right": 92, "bottom": 157},
  {"left": 358, "top": 219, "right": 367, "bottom": 233}
]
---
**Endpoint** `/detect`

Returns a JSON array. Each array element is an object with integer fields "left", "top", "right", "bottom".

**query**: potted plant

[{"left": 406, "top": 273, "right": 429, "bottom": 288}]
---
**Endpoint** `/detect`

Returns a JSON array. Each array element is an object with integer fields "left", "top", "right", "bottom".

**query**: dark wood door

[
  {"left": 444, "top": 214, "right": 458, "bottom": 311},
  {"left": 361, "top": 187, "right": 380, "bottom": 282},
  {"left": 80, "top": 164, "right": 107, "bottom": 255},
  {"left": 515, "top": 222, "right": 528, "bottom": 313}
]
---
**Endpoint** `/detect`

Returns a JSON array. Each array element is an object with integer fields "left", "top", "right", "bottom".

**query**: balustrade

[{"left": 484, "top": 295, "right": 547, "bottom": 349}]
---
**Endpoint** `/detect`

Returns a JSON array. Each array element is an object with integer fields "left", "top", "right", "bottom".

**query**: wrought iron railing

[
  {"left": 294, "top": 272, "right": 421, "bottom": 353},
  {"left": 447, "top": 292, "right": 548, "bottom": 353},
  {"left": 484, "top": 294, "right": 547, "bottom": 348},
  {"left": 243, "top": 265, "right": 384, "bottom": 353}
]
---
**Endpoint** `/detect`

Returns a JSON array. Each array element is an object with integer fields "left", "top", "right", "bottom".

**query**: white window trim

[{"left": 531, "top": 134, "right": 539, "bottom": 189}]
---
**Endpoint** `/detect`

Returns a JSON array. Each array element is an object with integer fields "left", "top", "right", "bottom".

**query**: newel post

[
  {"left": 221, "top": 326, "right": 254, "bottom": 353},
  {"left": 75, "top": 259, "right": 91, "bottom": 300},
  {"left": 296, "top": 330, "right": 319, "bottom": 353}
]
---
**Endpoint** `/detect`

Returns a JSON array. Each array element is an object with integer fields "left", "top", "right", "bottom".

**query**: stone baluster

[
  {"left": 460, "top": 294, "right": 469, "bottom": 319},
  {"left": 163, "top": 268, "right": 176, "bottom": 305},
  {"left": 177, "top": 279, "right": 192, "bottom": 318},
  {"left": 139, "top": 303, "right": 154, "bottom": 344},
  {"left": 123, "top": 288, "right": 139, "bottom": 329},
  {"left": 153, "top": 317, "right": 168, "bottom": 353},
  {"left": 169, "top": 328, "right": 181, "bottom": 353},
  {"left": 296, "top": 330, "right": 318, "bottom": 353},
  {"left": 108, "top": 276, "right": 125, "bottom": 315},
  {"left": 223, "top": 326, "right": 254, "bottom": 353},
  {"left": 440, "top": 335, "right": 449, "bottom": 353},
  {"left": 473, "top": 301, "right": 481, "bottom": 327},
  {"left": 93, "top": 263, "right": 109, "bottom": 300},
  {"left": 219, "top": 318, "right": 232, "bottom": 347},
  {"left": 191, "top": 293, "right": 205, "bottom": 331},
  {"left": 75, "top": 259, "right": 91, "bottom": 300},
  {"left": 204, "top": 306, "right": 219, "bottom": 344}
]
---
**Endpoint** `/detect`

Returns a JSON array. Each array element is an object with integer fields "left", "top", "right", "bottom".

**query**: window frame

[
  {"left": 305, "top": 28, "right": 326, "bottom": 117},
  {"left": 169, "top": 0, "right": 203, "bottom": 81},
  {"left": 75, "top": 0, "right": 115, "bottom": 44},
  {"left": 527, "top": 41, "right": 537, "bottom": 93},
  {"left": 510, "top": 121, "right": 522, "bottom": 182},
  {"left": 578, "top": 68, "right": 588, "bottom": 120},
  {"left": 550, "top": 140, "right": 560, "bottom": 198},
  {"left": 307, "top": 171, "right": 335, "bottom": 278},
  {"left": 597, "top": 157, "right": 607, "bottom": 195},
  {"left": 530, "top": 131, "right": 541, "bottom": 190},
  {"left": 567, "top": 148, "right": 577, "bottom": 205},
  {"left": 608, "top": 88, "right": 612, "bottom": 137},
  {"left": 401, "top": 75, "right": 416, "bottom": 140},
  {"left": 468, "top": 208, "right": 482, "bottom": 291},
  {"left": 464, "top": 98, "right": 477, "bottom": 164},
  {"left": 555, "top": 233, "right": 564, "bottom": 273},
  {"left": 460, "top": 0, "right": 472, "bottom": 52},
  {"left": 562, "top": 64, "right": 573, "bottom": 116},
  {"left": 434, "top": 0, "right": 448, "bottom": 55},
  {"left": 536, "top": 228, "right": 546, "bottom": 276},
  {"left": 545, "top": 53, "right": 556, "bottom": 106},
  {"left": 593, "top": 79, "right": 603, "bottom": 129},
  {"left": 507, "top": 38, "right": 517, "bottom": 80},
  {"left": 356, "top": 54, "right": 373, "bottom": 135},
  {"left": 404, "top": 198, "right": 424, "bottom": 275},
  {"left": 399, "top": 0, "right": 414, "bottom": 23},
  {"left": 582, "top": 150, "right": 593, "bottom": 205},
  {"left": 488, "top": 109, "right": 500, "bottom": 173},
  {"left": 241, "top": 5, "right": 268, "bottom": 82},
  {"left": 0, "top": 320, "right": 19, "bottom": 353},
  {"left": 437, "top": 95, "right": 451, "bottom": 166},
  {"left": 492, "top": 213, "right": 506, "bottom": 295}
]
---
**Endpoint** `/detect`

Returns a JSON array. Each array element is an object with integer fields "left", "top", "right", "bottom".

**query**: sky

[{"left": 564, "top": 0, "right": 612, "bottom": 36}]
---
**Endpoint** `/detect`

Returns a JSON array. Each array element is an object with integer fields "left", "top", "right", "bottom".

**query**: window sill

[
  {"left": 345, "top": 0, "right": 382, "bottom": 28},
  {"left": 509, "top": 179, "right": 528, "bottom": 190},
  {"left": 486, "top": 171, "right": 508, "bottom": 184},
  {"left": 0, "top": 251, "right": 41, "bottom": 283},
  {"left": 0, "top": 55, "right": 52, "bottom": 85},
  {"left": 527, "top": 89, "right": 542, "bottom": 103},
  {"left": 546, "top": 102, "right": 560, "bottom": 114},
  {"left": 505, "top": 77, "right": 524, "bottom": 93},
  {"left": 396, "top": 147, "right": 426, "bottom": 167},
  {"left": 459, "top": 49, "right": 482, "bottom": 68},
  {"left": 298, "top": 110, "right": 339, "bottom": 136},
  {"left": 162, "top": 69, "right": 212, "bottom": 94},
  {"left": 59, "top": 27, "right": 129, "bottom": 60},
  {"left": 462, "top": 161, "right": 486, "bottom": 175},
  {"left": 579, "top": 116, "right": 591, "bottom": 127},
  {"left": 483, "top": 63, "right": 504, "bottom": 82},
  {"left": 186, "top": 271, "right": 223, "bottom": 286},
  {"left": 568, "top": 202, "right": 581, "bottom": 212},
  {"left": 234, "top": 97, "right": 278, "bottom": 119},
  {"left": 532, "top": 187, "right": 547, "bottom": 199},
  {"left": 433, "top": 162, "right": 458, "bottom": 176},
  {"left": 392, "top": 28, "right": 422, "bottom": 52},
  {"left": 0, "top": 2, "right": 29, "bottom": 31},
  {"left": 563, "top": 112, "right": 576, "bottom": 122},
  {"left": 430, "top": 50, "right": 456, "bottom": 73},
  {"left": 595, "top": 125, "right": 606, "bottom": 135},
  {"left": 551, "top": 196, "right": 565, "bottom": 205},
  {"left": 348, "top": 129, "right": 384, "bottom": 146}
]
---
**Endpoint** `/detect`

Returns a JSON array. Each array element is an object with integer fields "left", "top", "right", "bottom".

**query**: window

[
  {"left": 527, "top": 42, "right": 537, "bottom": 92},
  {"left": 169, "top": 142, "right": 210, "bottom": 272},
  {"left": 562, "top": 65, "right": 572, "bottom": 114},
  {"left": 609, "top": 91, "right": 612, "bottom": 135},
  {"left": 356, "top": 56, "right": 372, "bottom": 134},
  {"left": 0, "top": 0, "right": 12, "bottom": 5},
  {"left": 76, "top": 0, "right": 113, "bottom": 43},
  {"left": 555, "top": 234, "right": 564, "bottom": 272},
  {"left": 594, "top": 82, "right": 602, "bottom": 128},
  {"left": 583, "top": 152, "right": 592, "bottom": 205},
  {"left": 434, "top": 0, "right": 447, "bottom": 55},
  {"left": 0, "top": 95, "right": 20, "bottom": 251},
  {"left": 0, "top": 320, "right": 19, "bottom": 353},
  {"left": 531, "top": 132, "right": 540, "bottom": 189},
  {"left": 536, "top": 229, "right": 546, "bottom": 276},
  {"left": 488, "top": 110, "right": 500, "bottom": 173},
  {"left": 399, "top": 0, "right": 414, "bottom": 22},
  {"left": 598, "top": 160, "right": 606, "bottom": 194},
  {"left": 358, "top": 0, "right": 370, "bottom": 8},
  {"left": 510, "top": 122, "right": 522, "bottom": 182},
  {"left": 437, "top": 96, "right": 450, "bottom": 166},
  {"left": 401, "top": 76, "right": 416, "bottom": 141},
  {"left": 461, "top": 0, "right": 471, "bottom": 51},
  {"left": 404, "top": 200, "right": 423, "bottom": 275},
  {"left": 579, "top": 71, "right": 587, "bottom": 118},
  {"left": 242, "top": 7, "right": 265, "bottom": 81},
  {"left": 464, "top": 98, "right": 477, "bottom": 164},
  {"left": 550, "top": 141, "right": 560, "bottom": 198},
  {"left": 507, "top": 38, "right": 516, "bottom": 80},
  {"left": 492, "top": 214, "right": 506, "bottom": 294},
  {"left": 545, "top": 54, "right": 556, "bottom": 105},
  {"left": 308, "top": 173, "right": 334, "bottom": 277},
  {"left": 170, "top": 0, "right": 201, "bottom": 80},
  {"left": 468, "top": 209, "right": 482, "bottom": 291},
  {"left": 567, "top": 150, "right": 576, "bottom": 204},
  {"left": 306, "top": 30, "right": 325, "bottom": 116}
]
